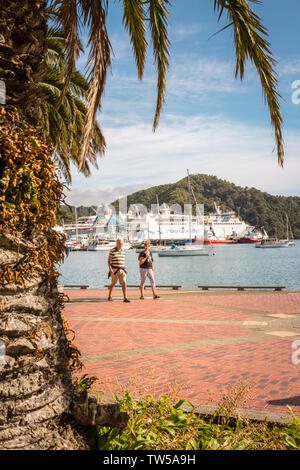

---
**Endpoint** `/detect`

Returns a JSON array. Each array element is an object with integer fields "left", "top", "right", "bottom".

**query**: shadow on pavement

[{"left": 268, "top": 396, "right": 300, "bottom": 407}]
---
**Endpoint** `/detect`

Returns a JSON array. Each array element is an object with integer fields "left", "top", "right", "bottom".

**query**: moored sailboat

[
  {"left": 255, "top": 215, "right": 295, "bottom": 248},
  {"left": 159, "top": 170, "right": 213, "bottom": 257}
]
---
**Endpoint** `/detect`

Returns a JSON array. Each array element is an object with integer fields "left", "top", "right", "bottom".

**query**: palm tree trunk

[
  {"left": 0, "top": 234, "right": 79, "bottom": 449},
  {"left": 0, "top": 2, "right": 127, "bottom": 450},
  {"left": 0, "top": 1, "right": 48, "bottom": 125}
]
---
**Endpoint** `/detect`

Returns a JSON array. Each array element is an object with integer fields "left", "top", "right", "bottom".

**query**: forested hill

[{"left": 114, "top": 174, "right": 300, "bottom": 239}]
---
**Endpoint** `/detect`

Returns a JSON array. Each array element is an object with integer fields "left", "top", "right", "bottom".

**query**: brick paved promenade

[{"left": 64, "top": 289, "right": 300, "bottom": 420}]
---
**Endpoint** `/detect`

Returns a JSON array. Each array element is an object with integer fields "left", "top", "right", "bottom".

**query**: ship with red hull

[
  {"left": 194, "top": 237, "right": 236, "bottom": 245},
  {"left": 238, "top": 238, "right": 261, "bottom": 244},
  {"left": 237, "top": 228, "right": 268, "bottom": 244},
  {"left": 192, "top": 203, "right": 255, "bottom": 245}
]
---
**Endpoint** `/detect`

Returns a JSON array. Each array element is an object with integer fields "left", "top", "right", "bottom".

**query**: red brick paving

[
  {"left": 64, "top": 301, "right": 259, "bottom": 322},
  {"left": 174, "top": 293, "right": 300, "bottom": 314},
  {"left": 81, "top": 338, "right": 299, "bottom": 413},
  {"left": 67, "top": 319, "right": 251, "bottom": 356},
  {"left": 64, "top": 289, "right": 300, "bottom": 417}
]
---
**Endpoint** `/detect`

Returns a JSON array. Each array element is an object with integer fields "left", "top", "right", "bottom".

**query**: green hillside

[
  {"left": 113, "top": 174, "right": 300, "bottom": 239},
  {"left": 56, "top": 205, "right": 98, "bottom": 225}
]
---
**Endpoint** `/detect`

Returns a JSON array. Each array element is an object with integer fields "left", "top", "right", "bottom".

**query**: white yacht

[
  {"left": 87, "top": 238, "right": 132, "bottom": 251},
  {"left": 159, "top": 244, "right": 212, "bottom": 257}
]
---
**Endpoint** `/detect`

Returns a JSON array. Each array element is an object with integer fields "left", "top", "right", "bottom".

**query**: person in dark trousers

[
  {"left": 108, "top": 238, "right": 130, "bottom": 302},
  {"left": 138, "top": 241, "right": 160, "bottom": 300}
]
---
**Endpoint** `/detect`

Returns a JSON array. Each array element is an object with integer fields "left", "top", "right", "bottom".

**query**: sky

[{"left": 64, "top": 0, "right": 300, "bottom": 206}]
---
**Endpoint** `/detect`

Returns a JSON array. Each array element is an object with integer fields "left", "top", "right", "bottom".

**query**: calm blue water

[{"left": 58, "top": 241, "right": 300, "bottom": 290}]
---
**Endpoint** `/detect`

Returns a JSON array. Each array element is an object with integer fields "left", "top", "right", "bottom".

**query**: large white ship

[
  {"left": 57, "top": 202, "right": 264, "bottom": 246},
  {"left": 197, "top": 203, "right": 255, "bottom": 244},
  {"left": 124, "top": 202, "right": 254, "bottom": 243}
]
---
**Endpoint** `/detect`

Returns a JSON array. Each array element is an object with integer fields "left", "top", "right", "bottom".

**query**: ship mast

[{"left": 187, "top": 169, "right": 192, "bottom": 241}]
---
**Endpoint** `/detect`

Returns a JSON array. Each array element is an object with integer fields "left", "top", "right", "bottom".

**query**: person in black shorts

[{"left": 138, "top": 241, "right": 160, "bottom": 300}]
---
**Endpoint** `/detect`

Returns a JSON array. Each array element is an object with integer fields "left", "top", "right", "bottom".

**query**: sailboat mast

[
  {"left": 156, "top": 194, "right": 161, "bottom": 244},
  {"left": 75, "top": 207, "right": 78, "bottom": 240},
  {"left": 187, "top": 169, "right": 192, "bottom": 240}
]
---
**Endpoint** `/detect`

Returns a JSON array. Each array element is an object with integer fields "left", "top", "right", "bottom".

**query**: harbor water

[{"left": 58, "top": 240, "right": 300, "bottom": 290}]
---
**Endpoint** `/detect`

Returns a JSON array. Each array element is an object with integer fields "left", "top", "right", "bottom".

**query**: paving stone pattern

[{"left": 64, "top": 290, "right": 300, "bottom": 417}]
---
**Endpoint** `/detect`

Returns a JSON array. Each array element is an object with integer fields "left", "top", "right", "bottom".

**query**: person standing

[
  {"left": 108, "top": 238, "right": 130, "bottom": 302},
  {"left": 138, "top": 241, "right": 160, "bottom": 300}
]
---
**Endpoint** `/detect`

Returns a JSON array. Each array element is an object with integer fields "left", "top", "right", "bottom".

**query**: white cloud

[
  {"left": 110, "top": 32, "right": 132, "bottom": 61},
  {"left": 171, "top": 23, "right": 202, "bottom": 42},
  {"left": 277, "top": 58, "right": 300, "bottom": 77},
  {"left": 167, "top": 58, "right": 241, "bottom": 97},
  {"left": 65, "top": 183, "right": 150, "bottom": 206}
]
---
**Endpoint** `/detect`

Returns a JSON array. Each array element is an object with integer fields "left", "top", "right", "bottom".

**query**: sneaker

[
  {"left": 153, "top": 295, "right": 160, "bottom": 299},
  {"left": 108, "top": 297, "right": 113, "bottom": 301},
  {"left": 124, "top": 298, "right": 131, "bottom": 303},
  {"left": 140, "top": 296, "right": 144, "bottom": 300}
]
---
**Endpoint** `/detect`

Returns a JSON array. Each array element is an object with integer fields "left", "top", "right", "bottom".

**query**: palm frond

[
  {"left": 39, "top": 23, "right": 106, "bottom": 183},
  {"left": 120, "top": 0, "right": 148, "bottom": 79},
  {"left": 78, "top": 0, "right": 111, "bottom": 169},
  {"left": 148, "top": 0, "right": 171, "bottom": 131},
  {"left": 69, "top": 71, "right": 89, "bottom": 98},
  {"left": 213, "top": 0, "right": 284, "bottom": 166},
  {"left": 51, "top": 0, "right": 81, "bottom": 110}
]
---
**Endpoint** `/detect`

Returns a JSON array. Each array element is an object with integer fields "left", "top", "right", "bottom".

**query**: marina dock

[{"left": 64, "top": 289, "right": 300, "bottom": 422}]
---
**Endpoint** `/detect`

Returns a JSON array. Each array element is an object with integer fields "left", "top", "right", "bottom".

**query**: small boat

[
  {"left": 255, "top": 238, "right": 291, "bottom": 248},
  {"left": 87, "top": 240, "right": 115, "bottom": 251},
  {"left": 159, "top": 171, "right": 213, "bottom": 257},
  {"left": 166, "top": 239, "right": 193, "bottom": 245},
  {"left": 238, "top": 227, "right": 268, "bottom": 244},
  {"left": 66, "top": 241, "right": 82, "bottom": 252},
  {"left": 88, "top": 239, "right": 131, "bottom": 251},
  {"left": 159, "top": 243, "right": 212, "bottom": 257},
  {"left": 255, "top": 216, "right": 295, "bottom": 249},
  {"left": 135, "top": 244, "right": 167, "bottom": 253},
  {"left": 280, "top": 215, "right": 295, "bottom": 247}
]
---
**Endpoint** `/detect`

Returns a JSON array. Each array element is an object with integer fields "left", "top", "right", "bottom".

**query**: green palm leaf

[
  {"left": 39, "top": 23, "right": 105, "bottom": 183},
  {"left": 120, "top": 0, "right": 148, "bottom": 80},
  {"left": 213, "top": 0, "right": 284, "bottom": 166},
  {"left": 49, "top": 0, "right": 284, "bottom": 168},
  {"left": 148, "top": 0, "right": 171, "bottom": 131}
]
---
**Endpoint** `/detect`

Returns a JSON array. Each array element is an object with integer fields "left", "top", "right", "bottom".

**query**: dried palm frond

[{"left": 78, "top": 0, "right": 112, "bottom": 169}]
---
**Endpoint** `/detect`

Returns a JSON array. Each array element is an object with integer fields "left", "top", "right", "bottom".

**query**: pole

[
  {"left": 156, "top": 194, "right": 161, "bottom": 244},
  {"left": 75, "top": 207, "right": 78, "bottom": 240},
  {"left": 187, "top": 169, "right": 192, "bottom": 241}
]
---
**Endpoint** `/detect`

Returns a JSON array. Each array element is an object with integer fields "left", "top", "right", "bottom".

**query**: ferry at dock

[
  {"left": 124, "top": 202, "right": 257, "bottom": 244},
  {"left": 57, "top": 202, "right": 266, "bottom": 247}
]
